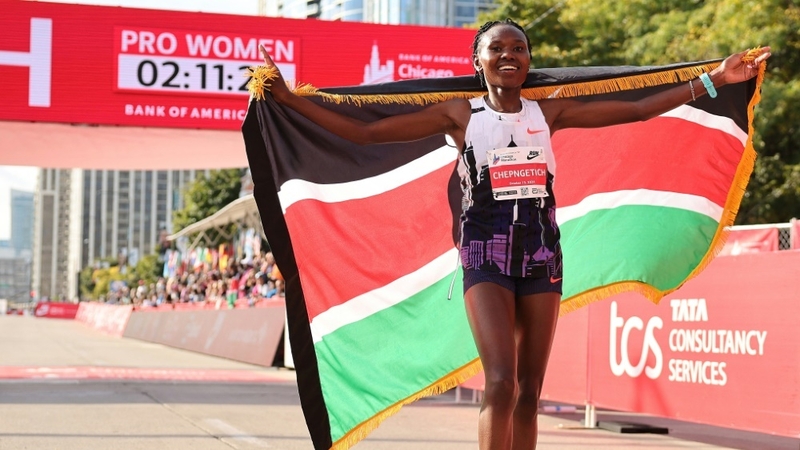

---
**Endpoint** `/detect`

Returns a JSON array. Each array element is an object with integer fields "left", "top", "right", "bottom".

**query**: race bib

[{"left": 486, "top": 146, "right": 549, "bottom": 200}]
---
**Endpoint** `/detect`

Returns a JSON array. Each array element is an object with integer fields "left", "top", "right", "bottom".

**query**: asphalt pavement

[{"left": 1, "top": 315, "right": 797, "bottom": 450}]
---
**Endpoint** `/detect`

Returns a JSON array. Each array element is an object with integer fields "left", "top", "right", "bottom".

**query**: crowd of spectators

[{"left": 104, "top": 251, "right": 285, "bottom": 309}]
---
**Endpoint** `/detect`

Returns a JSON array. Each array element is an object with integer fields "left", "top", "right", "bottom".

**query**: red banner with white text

[
  {"left": 0, "top": 1, "right": 474, "bottom": 131},
  {"left": 588, "top": 250, "right": 800, "bottom": 437},
  {"left": 33, "top": 302, "right": 79, "bottom": 319}
]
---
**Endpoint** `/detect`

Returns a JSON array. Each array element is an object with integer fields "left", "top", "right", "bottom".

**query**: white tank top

[
  {"left": 459, "top": 96, "right": 556, "bottom": 206},
  {"left": 457, "top": 96, "right": 562, "bottom": 278}
]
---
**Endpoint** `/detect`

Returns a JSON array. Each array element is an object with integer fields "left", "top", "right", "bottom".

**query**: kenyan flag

[
  {"left": 553, "top": 76, "right": 761, "bottom": 312},
  {"left": 242, "top": 59, "right": 764, "bottom": 449}
]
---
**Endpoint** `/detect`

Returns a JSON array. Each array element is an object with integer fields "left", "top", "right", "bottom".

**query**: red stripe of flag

[
  {"left": 553, "top": 117, "right": 743, "bottom": 207},
  {"left": 284, "top": 163, "right": 457, "bottom": 320}
]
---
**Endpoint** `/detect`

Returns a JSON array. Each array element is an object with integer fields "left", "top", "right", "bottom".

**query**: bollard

[{"left": 584, "top": 403, "right": 597, "bottom": 428}]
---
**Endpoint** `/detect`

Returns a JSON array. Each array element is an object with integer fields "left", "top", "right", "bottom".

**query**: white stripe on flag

[
  {"left": 278, "top": 145, "right": 458, "bottom": 213},
  {"left": 310, "top": 248, "right": 459, "bottom": 343},
  {"left": 660, "top": 104, "right": 748, "bottom": 145},
  {"left": 556, "top": 189, "right": 724, "bottom": 225}
]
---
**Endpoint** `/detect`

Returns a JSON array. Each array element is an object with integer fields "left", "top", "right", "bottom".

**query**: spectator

[
  {"left": 264, "top": 280, "right": 277, "bottom": 299},
  {"left": 226, "top": 277, "right": 238, "bottom": 309},
  {"left": 116, "top": 249, "right": 287, "bottom": 310},
  {"left": 136, "top": 280, "right": 147, "bottom": 301}
]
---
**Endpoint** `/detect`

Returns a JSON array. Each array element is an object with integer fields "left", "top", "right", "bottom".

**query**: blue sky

[{"left": 0, "top": 167, "right": 38, "bottom": 240}]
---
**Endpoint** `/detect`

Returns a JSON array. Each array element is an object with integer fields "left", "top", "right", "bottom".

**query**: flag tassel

[{"left": 247, "top": 63, "right": 721, "bottom": 106}]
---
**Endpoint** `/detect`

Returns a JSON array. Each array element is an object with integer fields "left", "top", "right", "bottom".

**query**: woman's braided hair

[{"left": 471, "top": 19, "right": 531, "bottom": 86}]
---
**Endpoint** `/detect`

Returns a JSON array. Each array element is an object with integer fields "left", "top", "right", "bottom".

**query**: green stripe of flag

[
  {"left": 561, "top": 205, "right": 719, "bottom": 298},
  {"left": 314, "top": 270, "right": 477, "bottom": 441}
]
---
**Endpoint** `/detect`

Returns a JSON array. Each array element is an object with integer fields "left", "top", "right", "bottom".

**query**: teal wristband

[{"left": 699, "top": 73, "right": 717, "bottom": 99}]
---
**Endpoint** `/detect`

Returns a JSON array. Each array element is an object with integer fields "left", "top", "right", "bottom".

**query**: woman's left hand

[{"left": 713, "top": 46, "right": 771, "bottom": 86}]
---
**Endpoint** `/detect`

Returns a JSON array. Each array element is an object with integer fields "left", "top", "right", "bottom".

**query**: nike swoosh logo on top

[
  {"left": 550, "top": 276, "right": 563, "bottom": 283},
  {"left": 526, "top": 128, "right": 545, "bottom": 135}
]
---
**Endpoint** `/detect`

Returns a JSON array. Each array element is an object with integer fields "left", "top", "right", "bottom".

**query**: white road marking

[{"left": 204, "top": 418, "right": 271, "bottom": 448}]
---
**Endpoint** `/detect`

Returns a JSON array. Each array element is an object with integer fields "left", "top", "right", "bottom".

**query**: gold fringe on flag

[
  {"left": 522, "top": 63, "right": 719, "bottom": 101},
  {"left": 246, "top": 62, "right": 722, "bottom": 106},
  {"left": 245, "top": 65, "right": 279, "bottom": 101}
]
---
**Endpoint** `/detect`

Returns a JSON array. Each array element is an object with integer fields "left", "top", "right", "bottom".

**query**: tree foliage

[
  {"left": 78, "top": 257, "right": 125, "bottom": 300},
  {"left": 78, "top": 254, "right": 164, "bottom": 300},
  {"left": 479, "top": 0, "right": 799, "bottom": 223},
  {"left": 78, "top": 265, "right": 95, "bottom": 299},
  {"left": 172, "top": 169, "right": 243, "bottom": 241},
  {"left": 127, "top": 254, "right": 162, "bottom": 288}
]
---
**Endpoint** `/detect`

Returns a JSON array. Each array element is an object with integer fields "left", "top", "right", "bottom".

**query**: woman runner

[{"left": 258, "top": 19, "right": 769, "bottom": 450}]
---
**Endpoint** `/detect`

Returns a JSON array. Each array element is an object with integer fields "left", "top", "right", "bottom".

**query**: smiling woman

[{"left": 253, "top": 17, "right": 770, "bottom": 450}]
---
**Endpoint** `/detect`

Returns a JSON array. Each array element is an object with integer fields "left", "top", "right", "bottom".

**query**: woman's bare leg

[
  {"left": 511, "top": 292, "right": 560, "bottom": 450},
  {"left": 464, "top": 282, "right": 518, "bottom": 450}
]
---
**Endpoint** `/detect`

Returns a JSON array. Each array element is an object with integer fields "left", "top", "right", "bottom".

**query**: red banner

[
  {"left": 589, "top": 251, "right": 800, "bottom": 436},
  {"left": 75, "top": 302, "right": 133, "bottom": 337},
  {"left": 0, "top": 366, "right": 294, "bottom": 382},
  {"left": 33, "top": 301, "right": 79, "bottom": 319},
  {"left": 123, "top": 304, "right": 286, "bottom": 367},
  {"left": 719, "top": 227, "right": 779, "bottom": 256},
  {"left": 0, "top": 1, "right": 474, "bottom": 131},
  {"left": 792, "top": 219, "right": 799, "bottom": 250}
]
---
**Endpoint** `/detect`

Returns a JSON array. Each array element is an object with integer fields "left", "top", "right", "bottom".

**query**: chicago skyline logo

[{"left": 362, "top": 42, "right": 394, "bottom": 85}]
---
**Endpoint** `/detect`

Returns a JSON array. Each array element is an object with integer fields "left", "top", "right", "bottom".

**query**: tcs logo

[
  {"left": 609, "top": 301, "right": 663, "bottom": 379},
  {"left": 0, "top": 18, "right": 52, "bottom": 107}
]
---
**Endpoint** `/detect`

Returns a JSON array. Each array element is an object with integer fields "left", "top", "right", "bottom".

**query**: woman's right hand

[{"left": 259, "top": 44, "right": 292, "bottom": 103}]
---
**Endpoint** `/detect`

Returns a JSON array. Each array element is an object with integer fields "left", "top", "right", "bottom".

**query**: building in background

[
  {"left": 269, "top": 0, "right": 495, "bottom": 27},
  {"left": 268, "top": 0, "right": 320, "bottom": 18},
  {"left": 11, "top": 189, "right": 34, "bottom": 253},
  {"left": 0, "top": 247, "right": 32, "bottom": 302},
  {"left": 32, "top": 169, "right": 204, "bottom": 300},
  {"left": 31, "top": 169, "right": 71, "bottom": 301}
]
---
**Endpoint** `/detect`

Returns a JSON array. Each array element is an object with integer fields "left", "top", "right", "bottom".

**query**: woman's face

[{"left": 474, "top": 24, "right": 530, "bottom": 89}]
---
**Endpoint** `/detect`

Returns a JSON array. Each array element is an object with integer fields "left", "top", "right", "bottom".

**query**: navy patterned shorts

[{"left": 463, "top": 268, "right": 562, "bottom": 296}]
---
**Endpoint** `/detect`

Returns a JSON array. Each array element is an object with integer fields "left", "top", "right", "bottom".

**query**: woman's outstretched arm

[
  {"left": 542, "top": 47, "right": 771, "bottom": 133},
  {"left": 258, "top": 46, "right": 469, "bottom": 146}
]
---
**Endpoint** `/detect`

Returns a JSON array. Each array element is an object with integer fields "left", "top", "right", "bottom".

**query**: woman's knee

[{"left": 484, "top": 372, "right": 518, "bottom": 406}]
